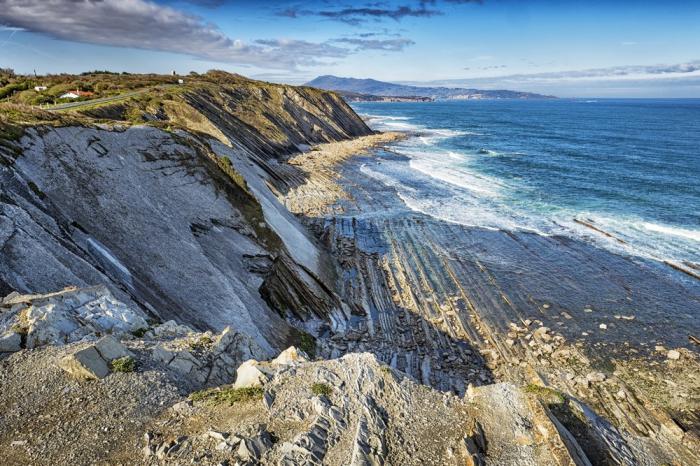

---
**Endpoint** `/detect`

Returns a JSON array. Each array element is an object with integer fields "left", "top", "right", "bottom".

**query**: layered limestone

[
  {"left": 1, "top": 72, "right": 698, "bottom": 465},
  {"left": 0, "top": 285, "right": 147, "bottom": 349},
  {"left": 0, "top": 73, "right": 372, "bottom": 355}
]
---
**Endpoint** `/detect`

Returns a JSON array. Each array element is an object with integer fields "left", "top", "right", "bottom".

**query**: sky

[{"left": 1, "top": 0, "right": 700, "bottom": 97}]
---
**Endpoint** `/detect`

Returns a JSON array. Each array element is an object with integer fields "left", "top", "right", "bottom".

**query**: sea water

[{"left": 351, "top": 99, "right": 700, "bottom": 266}]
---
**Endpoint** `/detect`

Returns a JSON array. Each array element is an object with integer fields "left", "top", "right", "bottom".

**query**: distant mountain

[{"left": 305, "top": 75, "right": 554, "bottom": 100}]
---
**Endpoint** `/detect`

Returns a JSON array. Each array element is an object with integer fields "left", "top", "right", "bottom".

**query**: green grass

[
  {"left": 111, "top": 356, "right": 136, "bottom": 373},
  {"left": 189, "top": 386, "right": 264, "bottom": 405},
  {"left": 311, "top": 383, "right": 332, "bottom": 397},
  {"left": 131, "top": 327, "right": 148, "bottom": 338},
  {"left": 189, "top": 335, "right": 213, "bottom": 350},
  {"left": 299, "top": 333, "right": 316, "bottom": 359},
  {"left": 524, "top": 383, "right": 565, "bottom": 404}
]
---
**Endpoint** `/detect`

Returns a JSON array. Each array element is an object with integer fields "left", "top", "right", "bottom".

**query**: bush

[
  {"left": 299, "top": 333, "right": 316, "bottom": 359},
  {"left": 188, "top": 335, "right": 213, "bottom": 350},
  {"left": 189, "top": 386, "right": 264, "bottom": 405},
  {"left": 524, "top": 383, "right": 565, "bottom": 404},
  {"left": 311, "top": 383, "right": 332, "bottom": 397},
  {"left": 111, "top": 356, "right": 136, "bottom": 373},
  {"left": 0, "top": 82, "right": 30, "bottom": 100},
  {"left": 131, "top": 327, "right": 148, "bottom": 338}
]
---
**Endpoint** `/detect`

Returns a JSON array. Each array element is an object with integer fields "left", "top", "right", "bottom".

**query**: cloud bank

[
  {"left": 0, "top": 0, "right": 410, "bottom": 70},
  {"left": 433, "top": 60, "right": 700, "bottom": 86},
  {"left": 403, "top": 60, "right": 700, "bottom": 97},
  {"left": 278, "top": 0, "right": 481, "bottom": 25}
]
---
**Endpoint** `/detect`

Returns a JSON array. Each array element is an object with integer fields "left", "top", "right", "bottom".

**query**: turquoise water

[{"left": 352, "top": 99, "right": 700, "bottom": 265}]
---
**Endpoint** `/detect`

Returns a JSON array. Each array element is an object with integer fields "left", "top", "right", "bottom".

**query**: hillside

[
  {"left": 0, "top": 71, "right": 374, "bottom": 354},
  {"left": 306, "top": 75, "right": 554, "bottom": 100}
]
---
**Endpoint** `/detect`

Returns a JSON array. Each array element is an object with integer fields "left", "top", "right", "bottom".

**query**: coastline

[
  {"left": 283, "top": 127, "right": 700, "bottom": 463},
  {"left": 283, "top": 131, "right": 406, "bottom": 216}
]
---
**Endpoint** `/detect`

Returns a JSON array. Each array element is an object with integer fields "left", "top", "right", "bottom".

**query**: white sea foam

[
  {"left": 359, "top": 163, "right": 416, "bottom": 194},
  {"left": 561, "top": 213, "right": 700, "bottom": 265},
  {"left": 408, "top": 158, "right": 503, "bottom": 197},
  {"left": 359, "top": 109, "right": 700, "bottom": 268},
  {"left": 642, "top": 222, "right": 700, "bottom": 242}
]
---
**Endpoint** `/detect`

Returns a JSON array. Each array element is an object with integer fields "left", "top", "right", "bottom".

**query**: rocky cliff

[
  {"left": 1, "top": 72, "right": 697, "bottom": 466},
  {"left": 0, "top": 71, "right": 372, "bottom": 356}
]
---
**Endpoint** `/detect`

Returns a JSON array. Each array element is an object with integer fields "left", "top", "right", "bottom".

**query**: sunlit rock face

[{"left": 0, "top": 80, "right": 372, "bottom": 355}]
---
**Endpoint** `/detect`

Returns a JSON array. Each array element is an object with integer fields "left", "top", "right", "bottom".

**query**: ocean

[{"left": 351, "top": 99, "right": 700, "bottom": 269}]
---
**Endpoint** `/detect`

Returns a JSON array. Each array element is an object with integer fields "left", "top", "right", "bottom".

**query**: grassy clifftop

[{"left": 0, "top": 70, "right": 372, "bottom": 159}]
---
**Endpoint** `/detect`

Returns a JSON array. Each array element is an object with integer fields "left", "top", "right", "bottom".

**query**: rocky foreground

[{"left": 0, "top": 286, "right": 598, "bottom": 465}]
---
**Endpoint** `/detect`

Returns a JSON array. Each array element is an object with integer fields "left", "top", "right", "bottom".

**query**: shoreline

[
  {"left": 283, "top": 128, "right": 700, "bottom": 459},
  {"left": 283, "top": 131, "right": 406, "bottom": 217}
]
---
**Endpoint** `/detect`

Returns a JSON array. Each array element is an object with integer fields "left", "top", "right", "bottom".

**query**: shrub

[
  {"left": 111, "top": 356, "right": 136, "bottom": 373},
  {"left": 131, "top": 327, "right": 148, "bottom": 338},
  {"left": 299, "top": 333, "right": 316, "bottom": 359},
  {"left": 524, "top": 383, "right": 565, "bottom": 404},
  {"left": 311, "top": 383, "right": 332, "bottom": 397},
  {"left": 189, "top": 386, "right": 264, "bottom": 405},
  {"left": 189, "top": 335, "right": 213, "bottom": 350}
]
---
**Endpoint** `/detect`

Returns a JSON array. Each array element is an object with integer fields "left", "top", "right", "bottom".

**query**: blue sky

[{"left": 1, "top": 0, "right": 699, "bottom": 97}]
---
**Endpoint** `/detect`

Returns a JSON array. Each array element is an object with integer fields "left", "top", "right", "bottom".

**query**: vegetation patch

[
  {"left": 189, "top": 334, "right": 213, "bottom": 350},
  {"left": 311, "top": 383, "right": 332, "bottom": 397},
  {"left": 525, "top": 383, "right": 565, "bottom": 404},
  {"left": 299, "top": 332, "right": 317, "bottom": 359},
  {"left": 189, "top": 386, "right": 264, "bottom": 406},
  {"left": 131, "top": 327, "right": 149, "bottom": 338},
  {"left": 111, "top": 356, "right": 136, "bottom": 373},
  {"left": 214, "top": 154, "right": 251, "bottom": 195}
]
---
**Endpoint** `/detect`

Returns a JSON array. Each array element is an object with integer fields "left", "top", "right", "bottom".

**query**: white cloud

[{"left": 0, "top": 0, "right": 346, "bottom": 70}]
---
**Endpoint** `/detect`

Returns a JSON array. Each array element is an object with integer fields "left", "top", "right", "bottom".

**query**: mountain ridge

[{"left": 306, "top": 74, "right": 555, "bottom": 100}]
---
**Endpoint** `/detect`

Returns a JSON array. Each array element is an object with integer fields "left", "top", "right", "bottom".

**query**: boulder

[
  {"left": 271, "top": 346, "right": 308, "bottom": 366},
  {"left": 2, "top": 286, "right": 148, "bottom": 349},
  {"left": 233, "top": 359, "right": 269, "bottom": 388},
  {"left": 59, "top": 346, "right": 110, "bottom": 380},
  {"left": 667, "top": 349, "right": 681, "bottom": 360},
  {"left": 0, "top": 331, "right": 22, "bottom": 353},
  {"left": 237, "top": 428, "right": 273, "bottom": 462},
  {"left": 585, "top": 372, "right": 606, "bottom": 384},
  {"left": 150, "top": 320, "right": 193, "bottom": 339},
  {"left": 533, "top": 327, "right": 552, "bottom": 342},
  {"left": 95, "top": 335, "right": 132, "bottom": 361}
]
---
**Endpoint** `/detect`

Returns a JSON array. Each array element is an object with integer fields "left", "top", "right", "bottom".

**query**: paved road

[{"left": 46, "top": 85, "right": 174, "bottom": 111}]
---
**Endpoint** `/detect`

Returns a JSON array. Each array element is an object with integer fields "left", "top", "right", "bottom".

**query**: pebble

[
  {"left": 599, "top": 324, "right": 607, "bottom": 330},
  {"left": 206, "top": 430, "right": 229, "bottom": 441}
]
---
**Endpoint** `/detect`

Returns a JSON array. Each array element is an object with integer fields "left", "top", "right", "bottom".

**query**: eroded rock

[
  {"left": 59, "top": 345, "right": 110, "bottom": 380},
  {"left": 0, "top": 331, "right": 21, "bottom": 353},
  {"left": 0, "top": 286, "right": 147, "bottom": 349},
  {"left": 272, "top": 346, "right": 308, "bottom": 366},
  {"left": 233, "top": 359, "right": 270, "bottom": 388}
]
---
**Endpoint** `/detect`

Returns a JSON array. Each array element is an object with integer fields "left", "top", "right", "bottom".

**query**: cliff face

[{"left": 0, "top": 74, "right": 371, "bottom": 355}]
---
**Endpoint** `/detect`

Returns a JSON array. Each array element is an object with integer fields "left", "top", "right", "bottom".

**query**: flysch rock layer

[
  {"left": 0, "top": 77, "right": 372, "bottom": 356},
  {"left": 0, "top": 74, "right": 698, "bottom": 465},
  {"left": 281, "top": 127, "right": 700, "bottom": 465}
]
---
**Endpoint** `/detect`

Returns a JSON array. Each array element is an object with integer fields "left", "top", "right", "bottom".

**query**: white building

[
  {"left": 60, "top": 92, "right": 80, "bottom": 99},
  {"left": 34, "top": 86, "right": 47, "bottom": 92}
]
